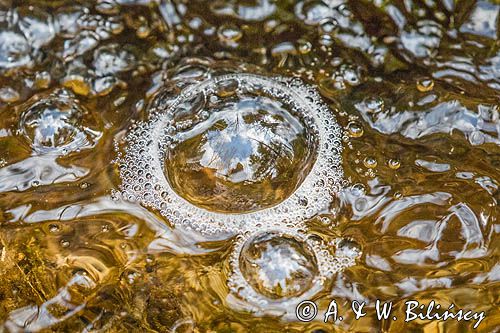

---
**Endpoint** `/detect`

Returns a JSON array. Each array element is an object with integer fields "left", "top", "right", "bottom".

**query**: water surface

[{"left": 0, "top": 0, "right": 498, "bottom": 332}]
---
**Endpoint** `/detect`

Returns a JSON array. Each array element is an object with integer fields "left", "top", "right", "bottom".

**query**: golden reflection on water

[{"left": 0, "top": 0, "right": 499, "bottom": 332}]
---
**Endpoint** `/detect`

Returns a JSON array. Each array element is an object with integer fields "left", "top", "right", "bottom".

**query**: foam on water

[{"left": 118, "top": 73, "right": 344, "bottom": 234}]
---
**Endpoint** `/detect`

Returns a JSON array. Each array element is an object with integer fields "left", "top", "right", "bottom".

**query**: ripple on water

[
  {"left": 353, "top": 81, "right": 500, "bottom": 146},
  {"left": 0, "top": 216, "right": 142, "bottom": 332}
]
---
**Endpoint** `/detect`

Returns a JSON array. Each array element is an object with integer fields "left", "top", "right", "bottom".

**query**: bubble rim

[
  {"left": 119, "top": 73, "right": 344, "bottom": 234},
  {"left": 227, "top": 228, "right": 356, "bottom": 315}
]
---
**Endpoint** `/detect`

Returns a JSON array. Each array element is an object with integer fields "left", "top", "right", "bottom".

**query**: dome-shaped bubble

[
  {"left": 238, "top": 232, "right": 318, "bottom": 299},
  {"left": 226, "top": 228, "right": 357, "bottom": 316},
  {"left": 19, "top": 89, "right": 101, "bottom": 154},
  {"left": 118, "top": 73, "right": 343, "bottom": 234},
  {"left": 164, "top": 79, "right": 315, "bottom": 213},
  {"left": 22, "top": 98, "right": 81, "bottom": 148}
]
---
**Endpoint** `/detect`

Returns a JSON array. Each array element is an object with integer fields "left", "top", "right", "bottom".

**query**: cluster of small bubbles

[
  {"left": 19, "top": 88, "right": 101, "bottom": 155},
  {"left": 0, "top": 4, "right": 121, "bottom": 75},
  {"left": 48, "top": 6, "right": 129, "bottom": 96},
  {"left": 70, "top": 10, "right": 123, "bottom": 43},
  {"left": 294, "top": 1, "right": 388, "bottom": 66},
  {"left": 319, "top": 63, "right": 363, "bottom": 93}
]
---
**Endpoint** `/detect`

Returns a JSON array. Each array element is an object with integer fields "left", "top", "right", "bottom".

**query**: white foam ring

[{"left": 118, "top": 73, "right": 344, "bottom": 235}]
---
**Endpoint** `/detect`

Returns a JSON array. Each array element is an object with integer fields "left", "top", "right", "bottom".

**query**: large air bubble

[
  {"left": 227, "top": 229, "right": 358, "bottom": 316},
  {"left": 118, "top": 73, "right": 343, "bottom": 234},
  {"left": 238, "top": 232, "right": 318, "bottom": 299},
  {"left": 164, "top": 84, "right": 315, "bottom": 213}
]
